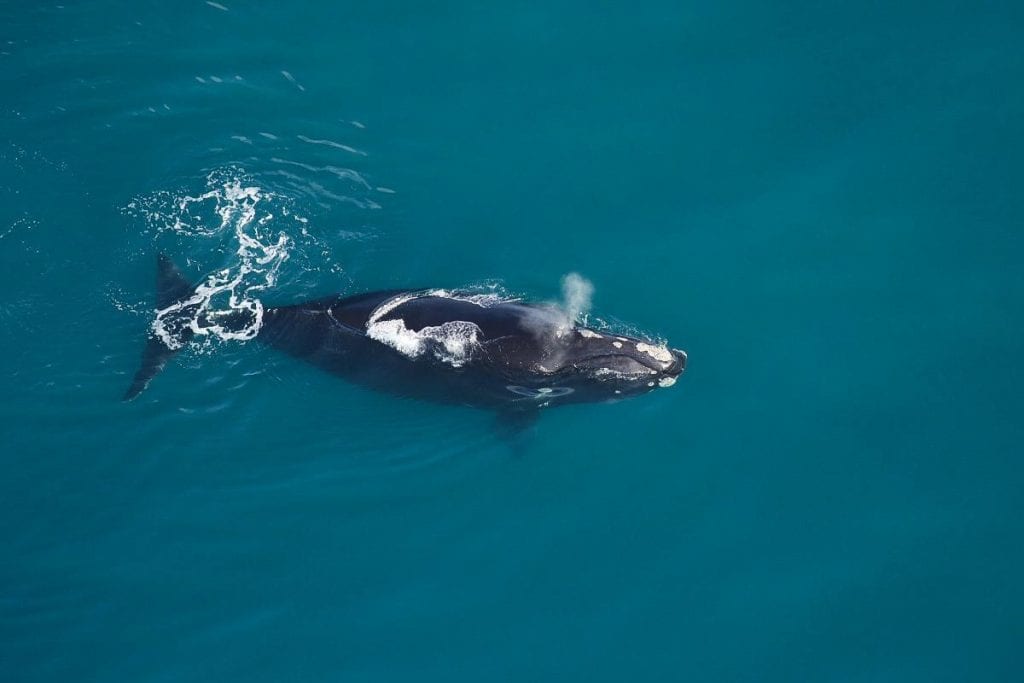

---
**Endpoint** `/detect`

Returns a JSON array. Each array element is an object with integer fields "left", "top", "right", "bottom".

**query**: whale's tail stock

[{"left": 123, "top": 254, "right": 199, "bottom": 401}]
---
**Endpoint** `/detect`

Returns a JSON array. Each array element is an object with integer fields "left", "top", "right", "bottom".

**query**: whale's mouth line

[{"left": 571, "top": 352, "right": 664, "bottom": 375}]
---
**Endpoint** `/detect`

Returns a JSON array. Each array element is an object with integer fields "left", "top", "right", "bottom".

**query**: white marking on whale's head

[
  {"left": 578, "top": 328, "right": 603, "bottom": 339},
  {"left": 636, "top": 342, "right": 674, "bottom": 364}
]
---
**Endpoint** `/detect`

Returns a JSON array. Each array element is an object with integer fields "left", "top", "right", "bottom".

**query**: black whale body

[{"left": 125, "top": 255, "right": 686, "bottom": 412}]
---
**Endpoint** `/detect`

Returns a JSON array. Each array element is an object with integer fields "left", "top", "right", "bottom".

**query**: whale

[{"left": 125, "top": 255, "right": 686, "bottom": 417}]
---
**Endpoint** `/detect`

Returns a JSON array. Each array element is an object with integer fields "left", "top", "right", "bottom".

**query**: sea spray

[{"left": 561, "top": 272, "right": 594, "bottom": 326}]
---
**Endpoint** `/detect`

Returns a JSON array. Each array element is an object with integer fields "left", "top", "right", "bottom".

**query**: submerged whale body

[{"left": 125, "top": 255, "right": 686, "bottom": 413}]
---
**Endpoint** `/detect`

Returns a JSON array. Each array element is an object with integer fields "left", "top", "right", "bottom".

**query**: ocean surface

[{"left": 2, "top": 2, "right": 1022, "bottom": 681}]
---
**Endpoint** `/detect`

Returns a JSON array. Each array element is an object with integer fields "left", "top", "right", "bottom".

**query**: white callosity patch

[
  {"left": 578, "top": 328, "right": 603, "bottom": 339},
  {"left": 658, "top": 377, "right": 677, "bottom": 388},
  {"left": 612, "top": 341, "right": 623, "bottom": 348},
  {"left": 591, "top": 367, "right": 622, "bottom": 379},
  {"left": 635, "top": 342, "right": 674, "bottom": 364},
  {"left": 590, "top": 366, "right": 653, "bottom": 382}
]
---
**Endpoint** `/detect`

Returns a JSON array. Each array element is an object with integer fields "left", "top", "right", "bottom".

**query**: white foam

[
  {"left": 365, "top": 318, "right": 421, "bottom": 357},
  {"left": 364, "top": 290, "right": 517, "bottom": 366},
  {"left": 367, "top": 318, "right": 482, "bottom": 367},
  {"left": 426, "top": 289, "right": 509, "bottom": 307},
  {"left": 132, "top": 171, "right": 292, "bottom": 352},
  {"left": 367, "top": 293, "right": 420, "bottom": 326}
]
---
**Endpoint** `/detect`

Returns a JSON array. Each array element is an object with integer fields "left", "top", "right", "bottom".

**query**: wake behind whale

[{"left": 125, "top": 254, "right": 687, "bottom": 419}]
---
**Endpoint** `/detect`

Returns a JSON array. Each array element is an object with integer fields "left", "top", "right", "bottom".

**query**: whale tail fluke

[{"left": 123, "top": 254, "right": 197, "bottom": 401}]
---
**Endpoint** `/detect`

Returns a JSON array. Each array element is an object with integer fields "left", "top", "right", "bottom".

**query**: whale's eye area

[{"left": 506, "top": 385, "right": 574, "bottom": 398}]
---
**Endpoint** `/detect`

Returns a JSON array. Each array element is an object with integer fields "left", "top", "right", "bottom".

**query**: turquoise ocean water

[{"left": 2, "top": 2, "right": 1022, "bottom": 680}]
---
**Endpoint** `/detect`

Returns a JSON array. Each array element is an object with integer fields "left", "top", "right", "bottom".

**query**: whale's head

[
  {"left": 551, "top": 327, "right": 687, "bottom": 399},
  {"left": 490, "top": 314, "right": 686, "bottom": 404}
]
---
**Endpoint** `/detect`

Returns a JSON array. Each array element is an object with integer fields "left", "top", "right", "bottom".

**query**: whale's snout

[
  {"left": 557, "top": 328, "right": 686, "bottom": 396},
  {"left": 665, "top": 349, "right": 687, "bottom": 377}
]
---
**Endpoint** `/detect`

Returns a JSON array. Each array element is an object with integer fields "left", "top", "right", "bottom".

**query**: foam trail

[{"left": 128, "top": 170, "right": 293, "bottom": 352}]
